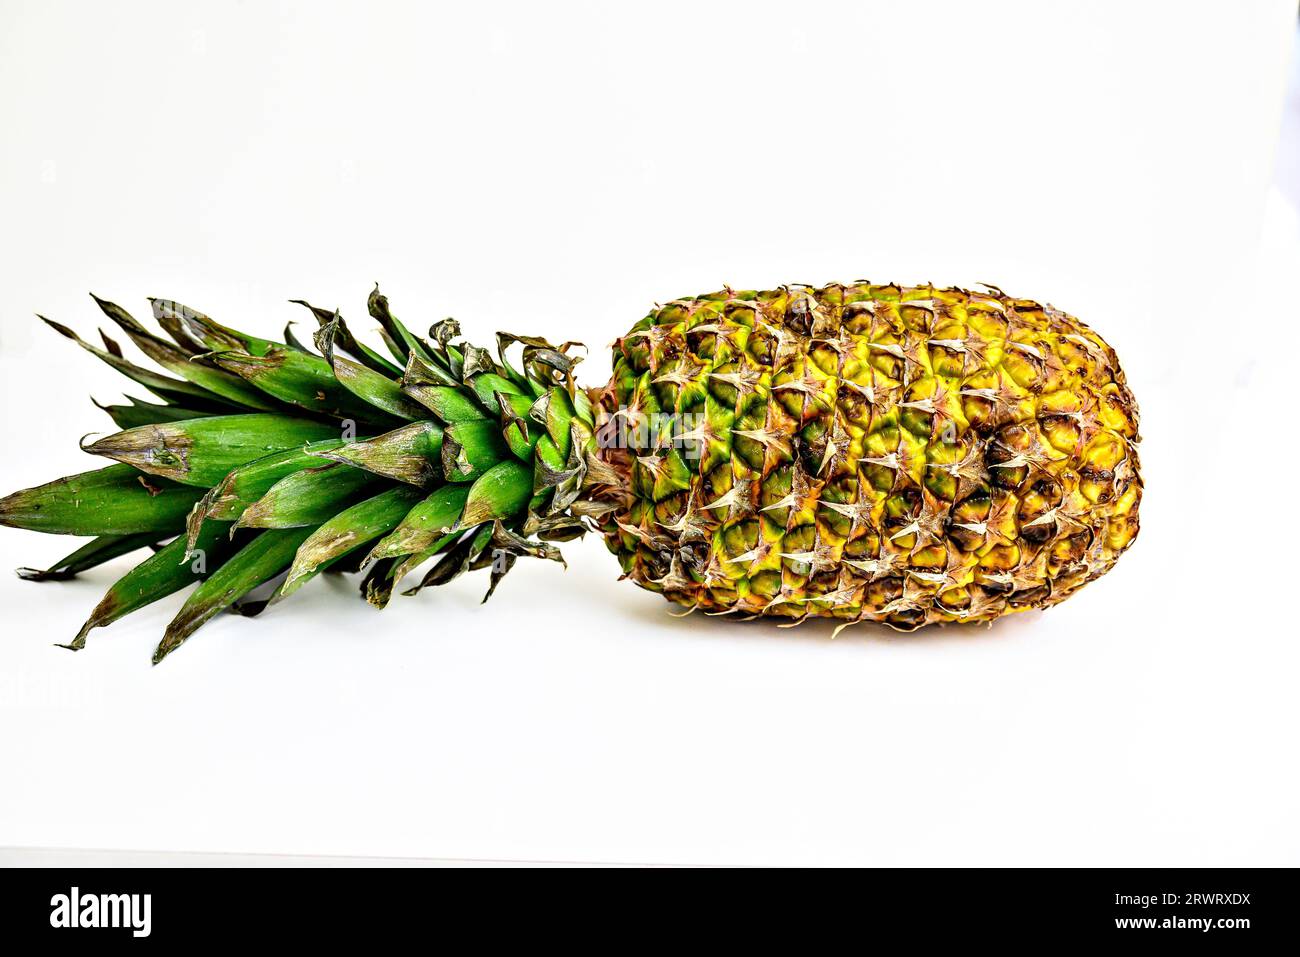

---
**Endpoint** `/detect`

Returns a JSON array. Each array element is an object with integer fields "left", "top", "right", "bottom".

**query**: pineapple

[{"left": 0, "top": 282, "right": 1141, "bottom": 662}]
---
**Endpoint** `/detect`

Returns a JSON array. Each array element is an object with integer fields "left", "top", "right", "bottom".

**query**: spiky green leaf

[
  {"left": 40, "top": 316, "right": 232, "bottom": 410},
  {"left": 94, "top": 396, "right": 219, "bottom": 429},
  {"left": 16, "top": 532, "right": 161, "bottom": 582},
  {"left": 0, "top": 464, "right": 205, "bottom": 536},
  {"left": 235, "top": 464, "right": 382, "bottom": 530},
  {"left": 311, "top": 421, "right": 443, "bottom": 486},
  {"left": 460, "top": 459, "right": 533, "bottom": 528},
  {"left": 365, "top": 483, "right": 471, "bottom": 562},
  {"left": 68, "top": 520, "right": 233, "bottom": 650},
  {"left": 83, "top": 414, "right": 341, "bottom": 487},
  {"left": 368, "top": 285, "right": 431, "bottom": 363},
  {"left": 440, "top": 419, "right": 511, "bottom": 483},
  {"left": 209, "top": 349, "right": 400, "bottom": 425},
  {"left": 279, "top": 485, "right": 425, "bottom": 598},
  {"left": 155, "top": 526, "right": 315, "bottom": 663},
  {"left": 293, "top": 300, "right": 404, "bottom": 377},
  {"left": 90, "top": 294, "right": 280, "bottom": 411}
]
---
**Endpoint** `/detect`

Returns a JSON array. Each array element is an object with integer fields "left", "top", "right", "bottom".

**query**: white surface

[
  {"left": 1, "top": 0, "right": 1297, "bottom": 867},
  {"left": 0, "top": 847, "right": 626, "bottom": 868}
]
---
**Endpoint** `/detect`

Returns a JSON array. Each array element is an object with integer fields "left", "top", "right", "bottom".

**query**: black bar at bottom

[{"left": 0, "top": 865, "right": 1293, "bottom": 945}]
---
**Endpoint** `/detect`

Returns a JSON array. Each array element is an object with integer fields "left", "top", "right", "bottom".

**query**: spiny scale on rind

[{"left": 591, "top": 283, "right": 1142, "bottom": 631}]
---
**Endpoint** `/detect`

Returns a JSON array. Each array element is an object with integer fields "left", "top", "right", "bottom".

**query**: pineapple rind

[{"left": 594, "top": 283, "right": 1142, "bottom": 630}]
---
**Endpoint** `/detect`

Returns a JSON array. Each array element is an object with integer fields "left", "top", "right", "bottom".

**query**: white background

[{"left": 1, "top": 0, "right": 1297, "bottom": 866}]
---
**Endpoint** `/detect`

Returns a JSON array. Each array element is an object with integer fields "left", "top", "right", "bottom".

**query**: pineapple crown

[{"left": 1, "top": 287, "right": 621, "bottom": 662}]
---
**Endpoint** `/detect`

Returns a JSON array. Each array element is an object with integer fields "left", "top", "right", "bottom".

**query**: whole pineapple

[{"left": 0, "top": 282, "right": 1140, "bottom": 662}]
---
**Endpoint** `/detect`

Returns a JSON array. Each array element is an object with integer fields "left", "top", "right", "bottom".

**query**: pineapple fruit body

[{"left": 593, "top": 283, "right": 1141, "bottom": 630}]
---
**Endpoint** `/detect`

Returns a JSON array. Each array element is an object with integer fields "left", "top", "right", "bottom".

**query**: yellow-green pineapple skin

[{"left": 594, "top": 282, "right": 1142, "bottom": 630}]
